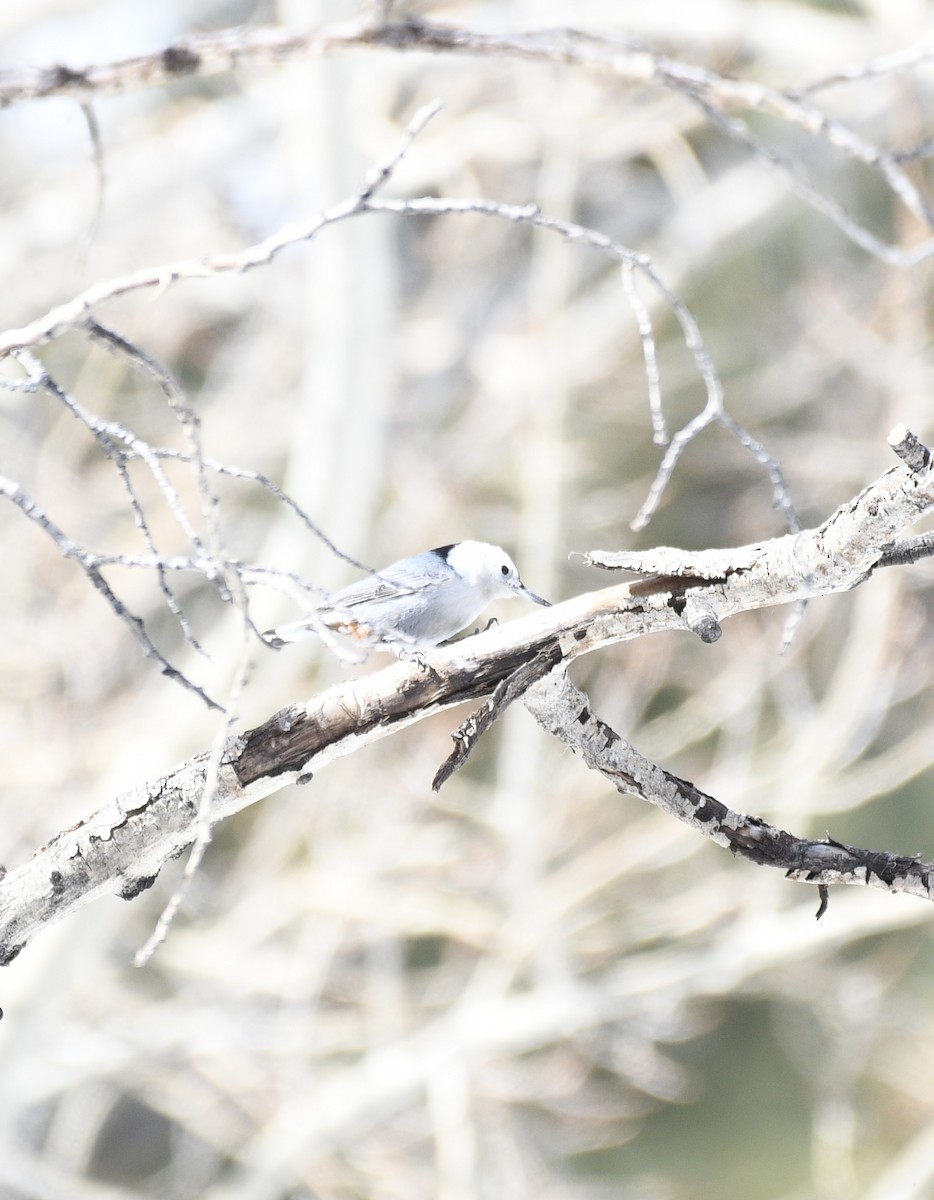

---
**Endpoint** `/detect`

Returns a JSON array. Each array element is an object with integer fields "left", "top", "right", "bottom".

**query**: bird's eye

[{"left": 501, "top": 564, "right": 509, "bottom": 576}]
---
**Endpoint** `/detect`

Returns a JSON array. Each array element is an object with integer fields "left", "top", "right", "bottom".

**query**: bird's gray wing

[{"left": 329, "top": 558, "right": 445, "bottom": 610}]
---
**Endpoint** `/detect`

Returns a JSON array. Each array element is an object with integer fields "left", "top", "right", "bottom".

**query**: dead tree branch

[
  {"left": 523, "top": 671, "right": 932, "bottom": 911},
  {"left": 2, "top": 428, "right": 934, "bottom": 964},
  {"left": 2, "top": 19, "right": 933, "bottom": 264}
]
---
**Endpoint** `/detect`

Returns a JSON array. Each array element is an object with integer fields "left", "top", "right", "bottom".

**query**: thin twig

[
  {"left": 134, "top": 574, "right": 255, "bottom": 965},
  {"left": 77, "top": 101, "right": 106, "bottom": 267},
  {"left": 620, "top": 261, "right": 667, "bottom": 446},
  {"left": 0, "top": 474, "right": 221, "bottom": 710},
  {"left": 2, "top": 176, "right": 787, "bottom": 533},
  {"left": 431, "top": 647, "right": 564, "bottom": 791}
]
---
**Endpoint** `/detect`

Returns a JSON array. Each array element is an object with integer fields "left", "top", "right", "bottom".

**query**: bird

[{"left": 266, "top": 540, "right": 550, "bottom": 652}]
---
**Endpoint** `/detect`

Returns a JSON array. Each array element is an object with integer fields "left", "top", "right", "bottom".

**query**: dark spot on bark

[
  {"left": 50, "top": 870, "right": 65, "bottom": 896},
  {"left": 52, "top": 64, "right": 89, "bottom": 87},
  {"left": 573, "top": 628, "right": 587, "bottom": 641},
  {"left": 162, "top": 44, "right": 201, "bottom": 74},
  {"left": 607, "top": 768, "right": 639, "bottom": 793},
  {"left": 692, "top": 796, "right": 720, "bottom": 823},
  {"left": 595, "top": 719, "right": 618, "bottom": 749},
  {"left": 366, "top": 17, "right": 431, "bottom": 47},
  {"left": 0, "top": 943, "right": 23, "bottom": 967},
  {"left": 119, "top": 875, "right": 158, "bottom": 901}
]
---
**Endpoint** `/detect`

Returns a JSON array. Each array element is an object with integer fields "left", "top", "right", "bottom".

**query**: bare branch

[
  {"left": 889, "top": 421, "right": 932, "bottom": 473},
  {"left": 76, "top": 101, "right": 106, "bottom": 265},
  {"left": 2, "top": 19, "right": 931, "bottom": 263},
  {"left": 668, "top": 70, "right": 934, "bottom": 265},
  {"left": 0, "top": 22, "right": 367, "bottom": 107},
  {"left": 0, "top": 474, "right": 221, "bottom": 711},
  {"left": 359, "top": 96, "right": 443, "bottom": 198},
  {"left": 3, "top": 430, "right": 934, "bottom": 963},
  {"left": 590, "top": 423, "right": 933, "bottom": 591},
  {"left": 21, "top": 351, "right": 205, "bottom": 551},
  {"left": 876, "top": 534, "right": 934, "bottom": 570},
  {"left": 0, "top": 101, "right": 437, "bottom": 359},
  {"left": 786, "top": 44, "right": 934, "bottom": 99},
  {"left": 431, "top": 647, "right": 564, "bottom": 791},
  {"left": 620, "top": 261, "right": 667, "bottom": 445},
  {"left": 0, "top": 201, "right": 362, "bottom": 356},
  {"left": 0, "top": 171, "right": 792, "bottom": 532},
  {"left": 133, "top": 576, "right": 255, "bottom": 967},
  {"left": 523, "top": 670, "right": 933, "bottom": 904},
  {"left": 630, "top": 408, "right": 800, "bottom": 534}
]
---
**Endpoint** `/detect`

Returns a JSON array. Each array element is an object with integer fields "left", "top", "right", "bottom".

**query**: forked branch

[{"left": 1, "top": 427, "right": 933, "bottom": 964}]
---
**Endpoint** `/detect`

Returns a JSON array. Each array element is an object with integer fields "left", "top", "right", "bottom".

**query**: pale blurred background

[{"left": 2, "top": 1, "right": 934, "bottom": 1197}]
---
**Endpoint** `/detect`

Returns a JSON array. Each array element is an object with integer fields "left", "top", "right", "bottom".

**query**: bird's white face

[
  {"left": 444, "top": 542, "right": 553, "bottom": 611},
  {"left": 445, "top": 541, "right": 523, "bottom": 598}
]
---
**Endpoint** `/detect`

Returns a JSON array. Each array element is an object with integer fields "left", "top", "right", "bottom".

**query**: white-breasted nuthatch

[{"left": 266, "top": 540, "right": 550, "bottom": 651}]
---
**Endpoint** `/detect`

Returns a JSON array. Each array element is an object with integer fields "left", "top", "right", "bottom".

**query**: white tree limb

[{"left": 1, "top": 427, "right": 933, "bottom": 964}]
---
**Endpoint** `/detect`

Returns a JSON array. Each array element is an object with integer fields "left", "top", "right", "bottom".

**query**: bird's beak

[{"left": 517, "top": 583, "right": 551, "bottom": 606}]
